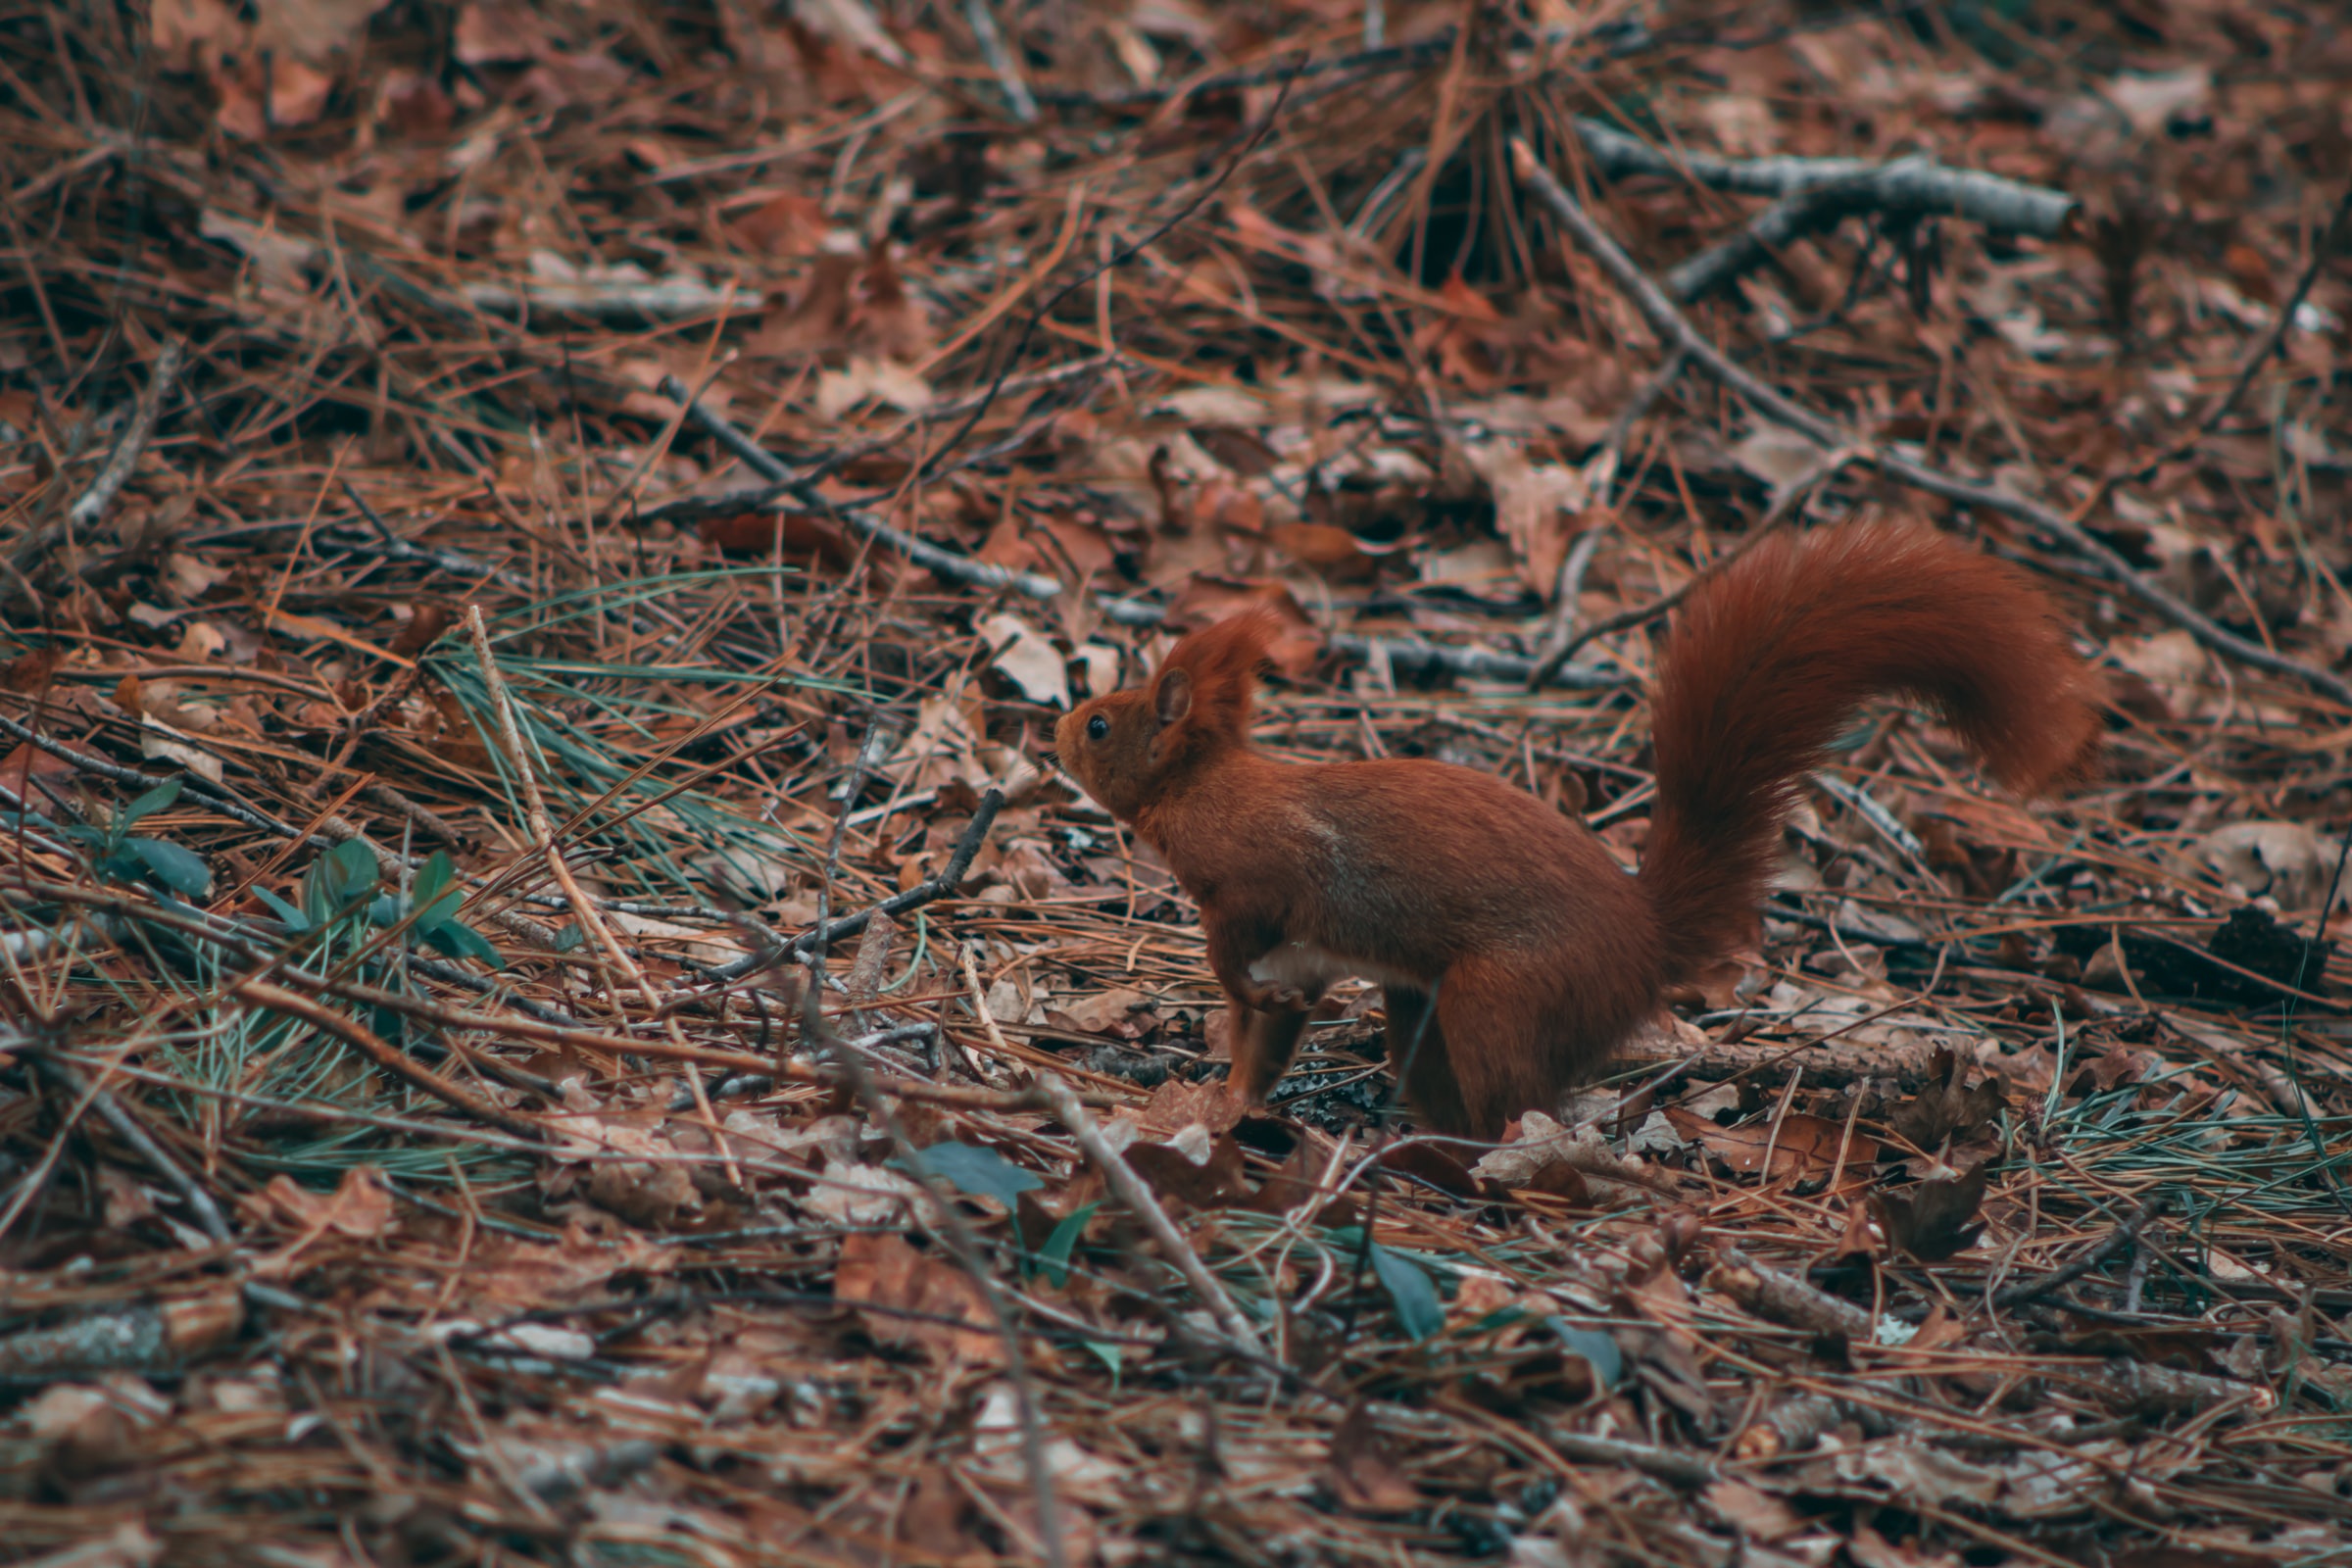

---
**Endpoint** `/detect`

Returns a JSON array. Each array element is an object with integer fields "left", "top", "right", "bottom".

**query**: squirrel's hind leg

[
  {"left": 1429, "top": 958, "right": 1594, "bottom": 1141},
  {"left": 1383, "top": 985, "right": 1469, "bottom": 1135}
]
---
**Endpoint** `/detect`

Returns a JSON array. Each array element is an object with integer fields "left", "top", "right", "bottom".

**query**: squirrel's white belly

[{"left": 1249, "top": 941, "right": 1417, "bottom": 995}]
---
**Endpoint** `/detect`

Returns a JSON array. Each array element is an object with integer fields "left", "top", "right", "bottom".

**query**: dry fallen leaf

[
  {"left": 1462, "top": 439, "right": 1590, "bottom": 598},
  {"left": 1661, "top": 1106, "right": 1876, "bottom": 1188},
  {"left": 2194, "top": 820, "right": 2343, "bottom": 909},
  {"left": 834, "top": 1231, "right": 1004, "bottom": 1365},
  {"left": 1326, "top": 1401, "right": 1421, "bottom": 1512},
  {"left": 979, "top": 613, "right": 1071, "bottom": 709},
  {"left": 1870, "top": 1162, "right": 1990, "bottom": 1261}
]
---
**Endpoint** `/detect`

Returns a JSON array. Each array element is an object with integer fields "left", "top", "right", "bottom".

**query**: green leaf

[
  {"left": 326, "top": 839, "right": 378, "bottom": 899},
  {"left": 301, "top": 863, "right": 330, "bottom": 926},
  {"left": 1038, "top": 1202, "right": 1099, "bottom": 1287},
  {"left": 414, "top": 850, "right": 456, "bottom": 905},
  {"left": 121, "top": 778, "right": 182, "bottom": 828},
  {"left": 1368, "top": 1244, "right": 1445, "bottom": 1342},
  {"left": 304, "top": 839, "right": 380, "bottom": 922},
  {"left": 251, "top": 886, "right": 309, "bottom": 930},
  {"left": 1082, "top": 1340, "right": 1124, "bottom": 1383},
  {"left": 893, "top": 1142, "right": 1043, "bottom": 1208},
  {"left": 423, "top": 918, "right": 502, "bottom": 969},
  {"left": 1547, "top": 1320, "right": 1625, "bottom": 1389},
  {"left": 369, "top": 894, "right": 404, "bottom": 928},
  {"left": 128, "top": 838, "right": 211, "bottom": 899},
  {"left": 410, "top": 852, "right": 466, "bottom": 931}
]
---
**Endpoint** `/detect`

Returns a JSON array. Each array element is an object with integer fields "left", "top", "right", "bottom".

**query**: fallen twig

[
  {"left": 803, "top": 724, "right": 1069, "bottom": 1568},
  {"left": 462, "top": 273, "right": 762, "bottom": 320},
  {"left": 233, "top": 977, "right": 549, "bottom": 1143},
  {"left": 1710, "top": 1245, "right": 1878, "bottom": 1341},
  {"left": 1030, "top": 1072, "right": 1273, "bottom": 1361},
  {"left": 1524, "top": 443, "right": 1861, "bottom": 688},
  {"left": 696, "top": 787, "right": 1006, "bottom": 988},
  {"left": 2061, "top": 177, "right": 2352, "bottom": 534},
  {"left": 13, "top": 879, "right": 1118, "bottom": 1111},
  {"left": 1571, "top": 118, "right": 2077, "bottom": 235},
  {"left": 63, "top": 339, "right": 187, "bottom": 534},
  {"left": 1991, "top": 1190, "right": 2172, "bottom": 1311},
  {"left": 634, "top": 357, "right": 1121, "bottom": 529},
  {"left": 15, "top": 1039, "right": 234, "bottom": 1246},
  {"left": 1665, "top": 157, "right": 1931, "bottom": 303},
  {"left": 965, "top": 0, "right": 1038, "bottom": 122}
]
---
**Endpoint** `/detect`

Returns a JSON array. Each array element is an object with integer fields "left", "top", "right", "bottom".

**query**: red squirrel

[{"left": 1052, "top": 524, "right": 2102, "bottom": 1139}]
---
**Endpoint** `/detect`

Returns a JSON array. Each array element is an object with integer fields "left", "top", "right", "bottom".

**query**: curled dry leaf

[
  {"left": 729, "top": 191, "right": 831, "bottom": 257},
  {"left": 1728, "top": 423, "right": 1831, "bottom": 506},
  {"left": 1869, "top": 1162, "right": 1990, "bottom": 1261},
  {"left": 1137, "top": 1075, "right": 1244, "bottom": 1138},
  {"left": 1886, "top": 1048, "right": 2007, "bottom": 1152},
  {"left": 813, "top": 356, "right": 933, "bottom": 420},
  {"left": 1266, "top": 520, "right": 1370, "bottom": 576},
  {"left": 256, "top": 1166, "right": 395, "bottom": 1240},
  {"left": 1123, "top": 1132, "right": 1250, "bottom": 1210},
  {"left": 139, "top": 716, "right": 223, "bottom": 784},
  {"left": 1471, "top": 1110, "right": 1662, "bottom": 1196}
]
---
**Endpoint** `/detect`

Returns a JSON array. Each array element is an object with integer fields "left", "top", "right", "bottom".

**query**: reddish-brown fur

[{"left": 1053, "top": 524, "right": 2102, "bottom": 1139}]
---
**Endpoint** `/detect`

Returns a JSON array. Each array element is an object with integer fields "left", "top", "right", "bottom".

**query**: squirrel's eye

[{"left": 1086, "top": 714, "right": 1109, "bottom": 741}]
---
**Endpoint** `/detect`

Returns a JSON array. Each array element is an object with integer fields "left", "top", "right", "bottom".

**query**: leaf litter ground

[{"left": 5, "top": 1, "right": 2352, "bottom": 1564}]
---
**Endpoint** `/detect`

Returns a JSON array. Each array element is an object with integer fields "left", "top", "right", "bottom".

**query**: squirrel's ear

[{"left": 1153, "top": 667, "right": 1193, "bottom": 726}]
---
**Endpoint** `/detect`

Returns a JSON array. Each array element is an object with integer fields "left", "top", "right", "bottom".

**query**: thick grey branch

[{"left": 1572, "top": 119, "right": 2077, "bottom": 237}]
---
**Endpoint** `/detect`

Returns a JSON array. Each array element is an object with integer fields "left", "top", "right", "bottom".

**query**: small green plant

[
  {"left": 252, "top": 843, "right": 500, "bottom": 968},
  {"left": 67, "top": 777, "right": 212, "bottom": 900}
]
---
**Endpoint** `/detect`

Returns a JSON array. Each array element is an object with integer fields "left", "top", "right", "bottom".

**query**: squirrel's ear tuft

[
  {"left": 1153, "top": 667, "right": 1193, "bottom": 725},
  {"left": 1155, "top": 608, "right": 1283, "bottom": 742}
]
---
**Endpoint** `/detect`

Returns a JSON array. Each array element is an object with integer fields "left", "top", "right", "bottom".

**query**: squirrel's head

[{"left": 1053, "top": 608, "right": 1283, "bottom": 823}]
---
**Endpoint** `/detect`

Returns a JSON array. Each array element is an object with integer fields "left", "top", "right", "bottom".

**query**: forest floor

[{"left": 5, "top": 0, "right": 2352, "bottom": 1564}]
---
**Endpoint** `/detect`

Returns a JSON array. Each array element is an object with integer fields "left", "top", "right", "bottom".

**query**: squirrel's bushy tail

[{"left": 1639, "top": 524, "right": 2101, "bottom": 986}]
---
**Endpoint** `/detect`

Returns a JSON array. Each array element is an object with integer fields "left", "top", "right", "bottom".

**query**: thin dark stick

[
  {"left": 19, "top": 879, "right": 1102, "bottom": 1112},
  {"left": 338, "top": 477, "right": 534, "bottom": 593},
  {"left": 2064, "top": 177, "right": 2352, "bottom": 532},
  {"left": 1991, "top": 1191, "right": 2171, "bottom": 1312},
  {"left": 2190, "top": 180, "right": 2352, "bottom": 446},
  {"left": 235, "top": 978, "right": 550, "bottom": 1143},
  {"left": 694, "top": 788, "right": 1004, "bottom": 988},
  {"left": 659, "top": 380, "right": 1628, "bottom": 689},
  {"left": 0, "top": 706, "right": 322, "bottom": 847}
]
